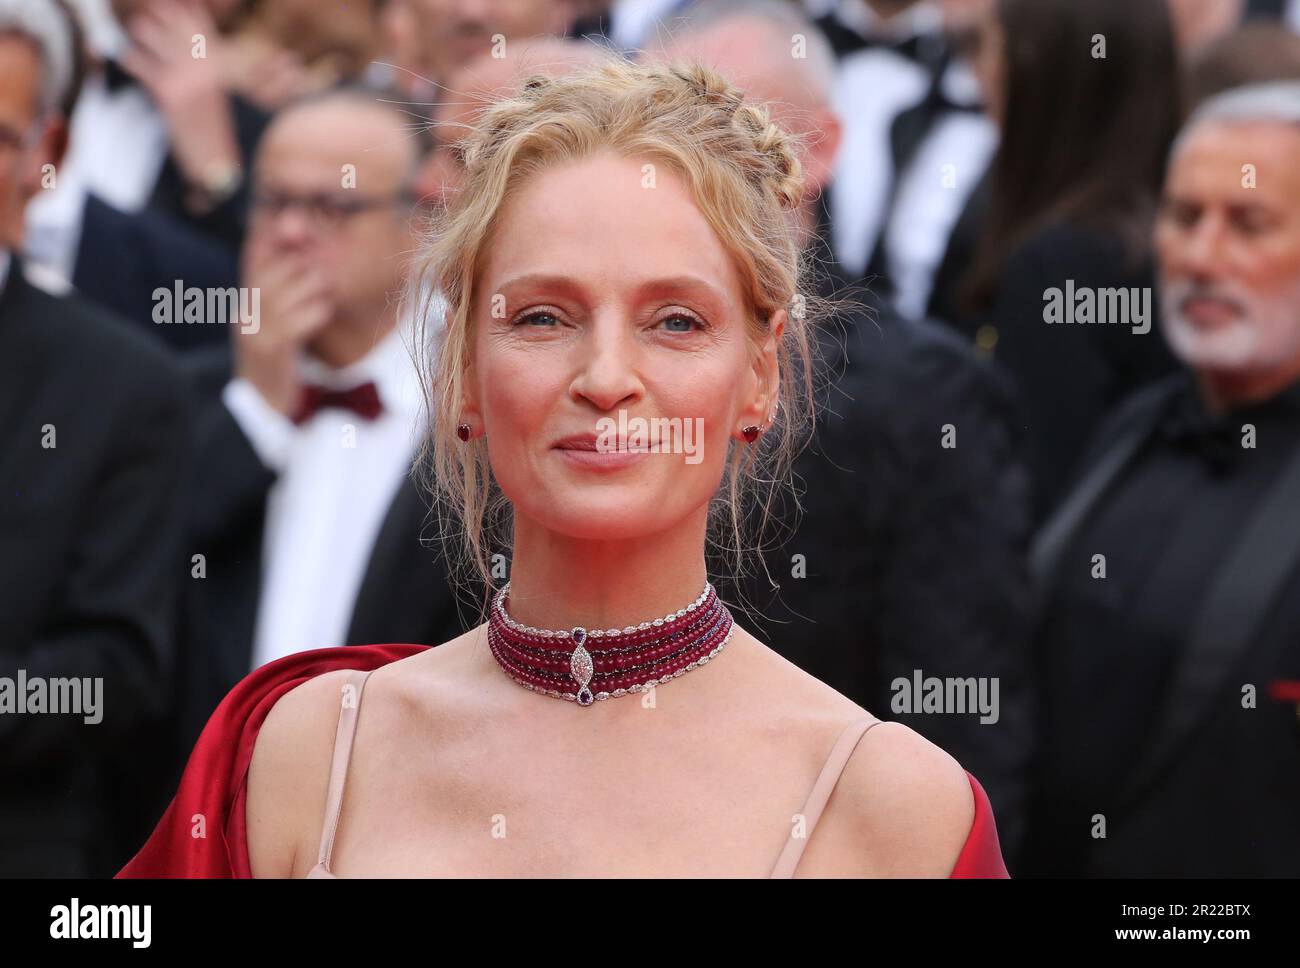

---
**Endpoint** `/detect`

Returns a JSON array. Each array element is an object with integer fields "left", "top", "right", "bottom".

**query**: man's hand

[
  {"left": 236, "top": 248, "right": 333, "bottom": 417},
  {"left": 121, "top": 0, "right": 241, "bottom": 207}
]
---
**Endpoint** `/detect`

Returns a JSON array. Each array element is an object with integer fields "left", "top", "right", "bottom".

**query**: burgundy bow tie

[{"left": 291, "top": 381, "right": 385, "bottom": 425}]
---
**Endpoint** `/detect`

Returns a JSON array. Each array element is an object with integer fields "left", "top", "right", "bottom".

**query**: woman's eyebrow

[
  {"left": 636, "top": 275, "right": 731, "bottom": 310},
  {"left": 496, "top": 272, "right": 729, "bottom": 307},
  {"left": 495, "top": 273, "right": 586, "bottom": 298}
]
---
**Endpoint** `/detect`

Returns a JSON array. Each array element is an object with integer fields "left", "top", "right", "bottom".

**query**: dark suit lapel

[
  {"left": 0, "top": 260, "right": 49, "bottom": 469},
  {"left": 346, "top": 473, "right": 464, "bottom": 646},
  {"left": 1116, "top": 435, "right": 1300, "bottom": 809},
  {"left": 860, "top": 53, "right": 955, "bottom": 288},
  {"left": 1030, "top": 404, "right": 1162, "bottom": 589}
]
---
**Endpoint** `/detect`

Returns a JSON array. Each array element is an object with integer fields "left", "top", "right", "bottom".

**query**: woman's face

[{"left": 465, "top": 150, "right": 781, "bottom": 542}]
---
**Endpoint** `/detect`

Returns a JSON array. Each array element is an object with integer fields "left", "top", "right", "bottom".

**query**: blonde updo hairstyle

[{"left": 410, "top": 57, "right": 840, "bottom": 622}]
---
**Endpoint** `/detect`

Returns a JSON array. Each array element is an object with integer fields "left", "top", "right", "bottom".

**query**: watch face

[
  {"left": 187, "top": 165, "right": 243, "bottom": 212},
  {"left": 206, "top": 165, "right": 243, "bottom": 195}
]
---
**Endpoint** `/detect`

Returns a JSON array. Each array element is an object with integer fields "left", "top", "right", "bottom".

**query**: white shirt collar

[{"left": 93, "top": 14, "right": 131, "bottom": 62}]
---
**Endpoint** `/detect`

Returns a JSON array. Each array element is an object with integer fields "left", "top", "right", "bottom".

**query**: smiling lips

[
  {"left": 553, "top": 434, "right": 602, "bottom": 451},
  {"left": 553, "top": 432, "right": 660, "bottom": 452},
  {"left": 552, "top": 432, "right": 651, "bottom": 470}
]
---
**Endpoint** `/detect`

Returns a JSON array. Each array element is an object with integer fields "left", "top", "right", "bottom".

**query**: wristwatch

[{"left": 185, "top": 159, "right": 244, "bottom": 214}]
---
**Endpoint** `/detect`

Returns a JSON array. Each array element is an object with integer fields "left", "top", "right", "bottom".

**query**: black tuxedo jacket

[
  {"left": 816, "top": 20, "right": 994, "bottom": 336},
  {"left": 168, "top": 347, "right": 472, "bottom": 773},
  {"left": 723, "top": 246, "right": 1036, "bottom": 861},
  {"left": 73, "top": 197, "right": 240, "bottom": 353},
  {"left": 0, "top": 257, "right": 191, "bottom": 876},
  {"left": 1022, "top": 375, "right": 1300, "bottom": 875}
]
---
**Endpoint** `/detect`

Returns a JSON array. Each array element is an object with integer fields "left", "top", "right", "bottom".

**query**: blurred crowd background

[{"left": 3, "top": 0, "right": 1300, "bottom": 878}]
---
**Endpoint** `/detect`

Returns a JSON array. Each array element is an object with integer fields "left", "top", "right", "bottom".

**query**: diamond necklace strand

[{"left": 488, "top": 580, "right": 736, "bottom": 706}]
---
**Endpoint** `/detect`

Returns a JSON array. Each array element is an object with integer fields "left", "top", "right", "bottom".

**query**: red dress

[{"left": 116, "top": 645, "right": 1009, "bottom": 878}]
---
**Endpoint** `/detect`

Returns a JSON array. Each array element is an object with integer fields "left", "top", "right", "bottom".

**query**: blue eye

[
  {"left": 660, "top": 312, "right": 706, "bottom": 333},
  {"left": 509, "top": 309, "right": 707, "bottom": 331},
  {"left": 514, "top": 310, "right": 559, "bottom": 326}
]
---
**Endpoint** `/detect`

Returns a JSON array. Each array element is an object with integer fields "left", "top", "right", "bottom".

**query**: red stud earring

[
  {"left": 742, "top": 425, "right": 761, "bottom": 443},
  {"left": 457, "top": 423, "right": 472, "bottom": 441}
]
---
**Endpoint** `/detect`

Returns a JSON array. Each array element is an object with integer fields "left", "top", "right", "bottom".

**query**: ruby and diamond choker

[{"left": 487, "top": 581, "right": 736, "bottom": 706}]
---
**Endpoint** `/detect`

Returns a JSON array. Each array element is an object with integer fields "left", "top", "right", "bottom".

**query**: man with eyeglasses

[
  {"left": 0, "top": 0, "right": 191, "bottom": 876},
  {"left": 171, "top": 87, "right": 468, "bottom": 766}
]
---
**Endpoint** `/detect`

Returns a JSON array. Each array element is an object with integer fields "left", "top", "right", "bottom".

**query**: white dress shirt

[
  {"left": 222, "top": 322, "right": 429, "bottom": 670},
  {"left": 828, "top": 3, "right": 997, "bottom": 319},
  {"left": 829, "top": 32, "right": 932, "bottom": 276},
  {"left": 881, "top": 61, "right": 997, "bottom": 319}
]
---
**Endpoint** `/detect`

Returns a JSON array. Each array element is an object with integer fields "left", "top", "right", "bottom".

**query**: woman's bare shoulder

[
  {"left": 246, "top": 668, "right": 359, "bottom": 878},
  {"left": 730, "top": 632, "right": 973, "bottom": 875},
  {"left": 827, "top": 721, "right": 976, "bottom": 877},
  {"left": 245, "top": 633, "right": 492, "bottom": 876}
]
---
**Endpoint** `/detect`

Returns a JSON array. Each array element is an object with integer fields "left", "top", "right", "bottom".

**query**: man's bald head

[
  {"left": 247, "top": 88, "right": 426, "bottom": 338},
  {"left": 259, "top": 87, "right": 424, "bottom": 194}
]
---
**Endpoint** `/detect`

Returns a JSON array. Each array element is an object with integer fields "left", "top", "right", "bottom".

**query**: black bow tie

[
  {"left": 854, "top": 34, "right": 982, "bottom": 113},
  {"left": 815, "top": 8, "right": 947, "bottom": 68},
  {"left": 102, "top": 58, "right": 137, "bottom": 94},
  {"left": 859, "top": 31, "right": 944, "bottom": 66},
  {"left": 1157, "top": 392, "right": 1241, "bottom": 471}
]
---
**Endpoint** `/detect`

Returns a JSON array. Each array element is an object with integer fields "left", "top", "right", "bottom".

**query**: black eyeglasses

[{"left": 249, "top": 188, "right": 414, "bottom": 229}]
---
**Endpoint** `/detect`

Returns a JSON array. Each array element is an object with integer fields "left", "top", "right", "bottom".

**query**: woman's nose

[{"left": 569, "top": 318, "right": 645, "bottom": 412}]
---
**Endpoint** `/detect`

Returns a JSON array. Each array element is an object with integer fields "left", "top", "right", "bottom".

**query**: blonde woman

[{"left": 119, "top": 59, "right": 1008, "bottom": 879}]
